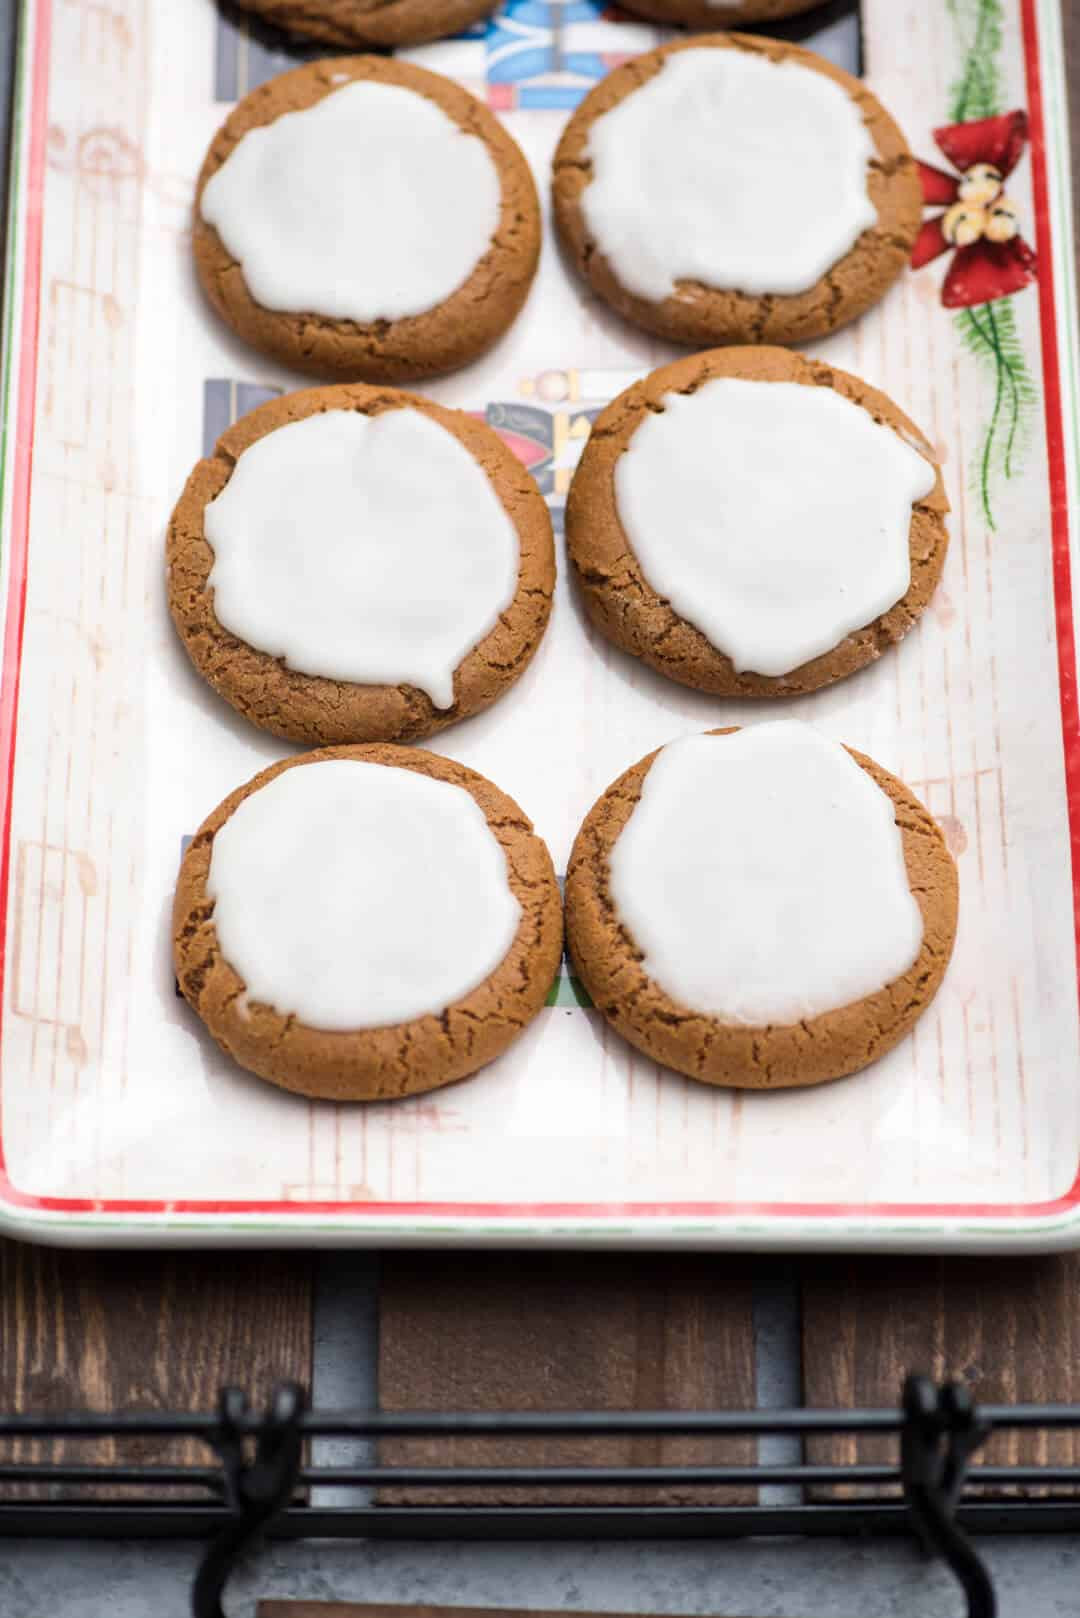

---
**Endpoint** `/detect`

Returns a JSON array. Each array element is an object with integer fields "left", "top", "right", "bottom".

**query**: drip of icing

[
  {"left": 614, "top": 378, "right": 937, "bottom": 677},
  {"left": 205, "top": 408, "right": 520, "bottom": 709},
  {"left": 607, "top": 723, "right": 923, "bottom": 1027},
  {"left": 200, "top": 80, "right": 501, "bottom": 322},
  {"left": 582, "top": 48, "right": 877, "bottom": 303},
  {"left": 206, "top": 760, "right": 522, "bottom": 1031}
]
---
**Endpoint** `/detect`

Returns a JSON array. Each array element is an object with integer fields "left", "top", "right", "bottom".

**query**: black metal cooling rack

[{"left": 3, "top": 1377, "right": 1080, "bottom": 1617}]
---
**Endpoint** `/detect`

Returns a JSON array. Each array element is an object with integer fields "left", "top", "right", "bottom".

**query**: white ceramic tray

[{"left": 0, "top": 0, "right": 1077, "bottom": 1249}]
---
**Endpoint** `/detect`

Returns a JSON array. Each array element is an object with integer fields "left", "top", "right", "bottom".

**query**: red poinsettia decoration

[{"left": 912, "top": 110, "right": 1037, "bottom": 307}]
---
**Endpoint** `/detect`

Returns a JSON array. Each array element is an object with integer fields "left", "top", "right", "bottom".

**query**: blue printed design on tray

[
  {"left": 474, "top": 367, "right": 644, "bottom": 529},
  {"left": 213, "top": 0, "right": 654, "bottom": 104},
  {"left": 202, "top": 379, "right": 283, "bottom": 458},
  {"left": 482, "top": 0, "right": 646, "bottom": 111}
]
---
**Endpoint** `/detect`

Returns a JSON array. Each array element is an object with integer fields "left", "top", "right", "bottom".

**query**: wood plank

[
  {"left": 800, "top": 1256, "right": 1080, "bottom": 1495},
  {"left": 0, "top": 1241, "right": 313, "bottom": 1496},
  {"left": 377, "top": 1252, "right": 757, "bottom": 1504}
]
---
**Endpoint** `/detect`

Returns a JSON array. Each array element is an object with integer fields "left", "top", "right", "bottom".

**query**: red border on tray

[{"left": 1, "top": 0, "right": 1078, "bottom": 1229}]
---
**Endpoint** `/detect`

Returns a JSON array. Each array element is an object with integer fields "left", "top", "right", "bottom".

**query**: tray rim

[{"left": 1, "top": 0, "right": 1078, "bottom": 1251}]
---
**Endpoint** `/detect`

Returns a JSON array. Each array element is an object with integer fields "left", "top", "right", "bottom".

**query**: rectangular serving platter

[{"left": 0, "top": 0, "right": 1077, "bottom": 1250}]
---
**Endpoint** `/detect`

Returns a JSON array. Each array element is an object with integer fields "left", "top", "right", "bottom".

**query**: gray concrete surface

[{"left": 4, "top": 1479, "right": 1080, "bottom": 1617}]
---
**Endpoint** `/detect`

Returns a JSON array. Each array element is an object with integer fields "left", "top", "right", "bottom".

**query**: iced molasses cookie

[
  {"left": 565, "top": 722, "right": 958, "bottom": 1090},
  {"left": 174, "top": 746, "right": 563, "bottom": 1102},
  {"left": 228, "top": 0, "right": 497, "bottom": 48},
  {"left": 565, "top": 346, "right": 947, "bottom": 698},
  {"left": 552, "top": 34, "right": 922, "bottom": 347},
  {"left": 194, "top": 58, "right": 540, "bottom": 381},
  {"left": 167, "top": 384, "right": 555, "bottom": 746}
]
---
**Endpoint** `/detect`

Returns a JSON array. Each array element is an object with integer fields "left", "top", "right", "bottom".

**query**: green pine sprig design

[
  {"left": 946, "top": 0, "right": 1005, "bottom": 123},
  {"left": 944, "top": 0, "right": 1037, "bottom": 530},
  {"left": 955, "top": 298, "right": 1038, "bottom": 529}
]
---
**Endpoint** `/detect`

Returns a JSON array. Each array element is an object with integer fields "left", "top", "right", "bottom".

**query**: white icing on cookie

[
  {"left": 207, "top": 759, "right": 522, "bottom": 1031},
  {"left": 614, "top": 378, "right": 938, "bottom": 677},
  {"left": 204, "top": 407, "right": 520, "bottom": 709},
  {"left": 582, "top": 48, "right": 878, "bottom": 304},
  {"left": 200, "top": 80, "right": 501, "bottom": 322},
  {"left": 607, "top": 723, "right": 923, "bottom": 1027}
]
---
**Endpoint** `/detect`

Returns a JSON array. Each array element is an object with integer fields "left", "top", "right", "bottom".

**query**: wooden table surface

[{"left": 1, "top": 0, "right": 1078, "bottom": 1528}]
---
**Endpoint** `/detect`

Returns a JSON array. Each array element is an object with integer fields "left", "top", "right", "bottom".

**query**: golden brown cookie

[
  {"left": 174, "top": 745, "right": 564, "bottom": 1102},
  {"left": 565, "top": 347, "right": 948, "bottom": 699},
  {"left": 565, "top": 729, "right": 959, "bottom": 1091},
  {"left": 552, "top": 34, "right": 922, "bottom": 348},
  {"left": 617, "top": 0, "right": 823, "bottom": 26},
  {"left": 229, "top": 0, "right": 496, "bottom": 48},
  {"left": 194, "top": 58, "right": 541, "bottom": 382},
  {"left": 167, "top": 383, "right": 555, "bottom": 746}
]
